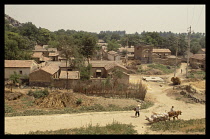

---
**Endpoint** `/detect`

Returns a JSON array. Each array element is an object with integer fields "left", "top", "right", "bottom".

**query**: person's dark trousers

[{"left": 135, "top": 111, "right": 140, "bottom": 117}]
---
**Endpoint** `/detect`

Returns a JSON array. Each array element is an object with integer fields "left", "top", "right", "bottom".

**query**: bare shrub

[{"left": 138, "top": 80, "right": 147, "bottom": 100}]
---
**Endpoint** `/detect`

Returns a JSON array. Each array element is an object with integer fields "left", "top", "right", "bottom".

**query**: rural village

[{"left": 4, "top": 10, "right": 206, "bottom": 135}]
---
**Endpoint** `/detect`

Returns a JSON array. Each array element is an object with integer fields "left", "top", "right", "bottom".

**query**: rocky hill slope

[{"left": 5, "top": 14, "right": 22, "bottom": 27}]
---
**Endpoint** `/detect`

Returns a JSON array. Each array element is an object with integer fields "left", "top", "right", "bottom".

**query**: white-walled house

[
  {"left": 4, "top": 60, "right": 38, "bottom": 79},
  {"left": 107, "top": 51, "right": 121, "bottom": 61}
]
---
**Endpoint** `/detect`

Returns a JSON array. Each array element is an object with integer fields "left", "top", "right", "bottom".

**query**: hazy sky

[{"left": 5, "top": 5, "right": 205, "bottom": 34}]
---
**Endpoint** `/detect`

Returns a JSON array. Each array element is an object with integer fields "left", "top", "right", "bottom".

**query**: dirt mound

[
  {"left": 5, "top": 89, "right": 23, "bottom": 101},
  {"left": 182, "top": 78, "right": 200, "bottom": 83},
  {"left": 189, "top": 80, "right": 205, "bottom": 90},
  {"left": 35, "top": 92, "right": 95, "bottom": 108}
]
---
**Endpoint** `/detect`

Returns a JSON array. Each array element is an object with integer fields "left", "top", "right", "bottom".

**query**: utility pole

[
  {"left": 186, "top": 26, "right": 191, "bottom": 78},
  {"left": 174, "top": 37, "right": 179, "bottom": 77},
  {"left": 125, "top": 35, "right": 128, "bottom": 66}
]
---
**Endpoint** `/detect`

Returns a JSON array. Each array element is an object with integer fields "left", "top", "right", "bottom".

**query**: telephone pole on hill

[{"left": 186, "top": 26, "right": 191, "bottom": 78}]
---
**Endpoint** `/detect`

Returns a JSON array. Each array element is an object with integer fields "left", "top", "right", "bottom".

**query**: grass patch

[
  {"left": 5, "top": 104, "right": 136, "bottom": 117},
  {"left": 27, "top": 89, "right": 49, "bottom": 98},
  {"left": 140, "top": 101, "right": 154, "bottom": 110},
  {"left": 188, "top": 70, "right": 205, "bottom": 79},
  {"left": 150, "top": 118, "right": 205, "bottom": 133},
  {"left": 147, "top": 63, "right": 175, "bottom": 74},
  {"left": 5, "top": 104, "right": 15, "bottom": 113},
  {"left": 28, "top": 121, "right": 137, "bottom": 134},
  {"left": 5, "top": 100, "right": 154, "bottom": 117}
]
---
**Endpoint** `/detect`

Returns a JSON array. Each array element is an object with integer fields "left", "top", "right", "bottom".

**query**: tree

[
  {"left": 111, "top": 68, "right": 123, "bottom": 88},
  {"left": 37, "top": 27, "right": 50, "bottom": 45},
  {"left": 190, "top": 38, "right": 202, "bottom": 54},
  {"left": 5, "top": 31, "right": 33, "bottom": 60},
  {"left": 79, "top": 33, "right": 97, "bottom": 64},
  {"left": 177, "top": 34, "right": 187, "bottom": 55},
  {"left": 107, "top": 39, "right": 120, "bottom": 51},
  {"left": 111, "top": 33, "right": 121, "bottom": 40},
  {"left": 80, "top": 64, "right": 92, "bottom": 80},
  {"left": 9, "top": 71, "right": 21, "bottom": 93},
  {"left": 18, "top": 22, "right": 39, "bottom": 42}
]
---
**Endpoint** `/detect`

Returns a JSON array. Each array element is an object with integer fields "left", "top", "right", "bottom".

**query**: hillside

[{"left": 5, "top": 14, "right": 22, "bottom": 27}]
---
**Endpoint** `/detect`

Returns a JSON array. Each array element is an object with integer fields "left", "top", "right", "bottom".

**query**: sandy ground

[{"left": 5, "top": 63, "right": 206, "bottom": 134}]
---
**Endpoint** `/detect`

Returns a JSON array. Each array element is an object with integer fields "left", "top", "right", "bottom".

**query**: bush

[
  {"left": 28, "top": 121, "right": 137, "bottom": 134},
  {"left": 76, "top": 98, "right": 82, "bottom": 105},
  {"left": 150, "top": 118, "right": 205, "bottom": 133},
  {"left": 5, "top": 104, "right": 14, "bottom": 113},
  {"left": 28, "top": 89, "right": 49, "bottom": 98},
  {"left": 171, "top": 77, "right": 181, "bottom": 85},
  {"left": 148, "top": 64, "right": 174, "bottom": 74}
]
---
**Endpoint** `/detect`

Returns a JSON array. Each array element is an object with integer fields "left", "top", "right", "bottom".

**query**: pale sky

[{"left": 5, "top": 5, "right": 205, "bottom": 34}]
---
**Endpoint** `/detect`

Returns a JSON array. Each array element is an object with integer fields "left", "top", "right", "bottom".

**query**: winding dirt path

[{"left": 5, "top": 63, "right": 205, "bottom": 134}]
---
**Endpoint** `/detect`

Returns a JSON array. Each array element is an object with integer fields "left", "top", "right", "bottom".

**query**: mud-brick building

[
  {"left": 107, "top": 51, "right": 121, "bottom": 61},
  {"left": 152, "top": 49, "right": 171, "bottom": 58},
  {"left": 134, "top": 44, "right": 153, "bottom": 64},
  {"left": 29, "top": 65, "right": 60, "bottom": 87},
  {"left": 53, "top": 71, "right": 80, "bottom": 89},
  {"left": 88, "top": 61, "right": 128, "bottom": 78},
  {"left": 4, "top": 60, "right": 38, "bottom": 79},
  {"left": 190, "top": 54, "right": 205, "bottom": 70}
]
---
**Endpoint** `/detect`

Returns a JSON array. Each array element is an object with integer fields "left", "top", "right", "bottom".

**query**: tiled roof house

[{"left": 4, "top": 60, "right": 38, "bottom": 79}]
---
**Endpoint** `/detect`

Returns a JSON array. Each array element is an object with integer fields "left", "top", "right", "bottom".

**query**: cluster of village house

[{"left": 5, "top": 40, "right": 205, "bottom": 89}]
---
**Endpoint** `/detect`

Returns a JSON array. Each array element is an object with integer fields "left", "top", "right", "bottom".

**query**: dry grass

[
  {"left": 150, "top": 118, "right": 205, "bottom": 133},
  {"left": 35, "top": 92, "right": 94, "bottom": 108}
]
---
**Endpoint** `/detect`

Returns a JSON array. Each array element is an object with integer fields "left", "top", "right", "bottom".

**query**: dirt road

[{"left": 5, "top": 63, "right": 205, "bottom": 134}]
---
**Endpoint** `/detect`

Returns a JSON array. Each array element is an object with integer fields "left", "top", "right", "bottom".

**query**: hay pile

[{"left": 35, "top": 92, "right": 95, "bottom": 108}]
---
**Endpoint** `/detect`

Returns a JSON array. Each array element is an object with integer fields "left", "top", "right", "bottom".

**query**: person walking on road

[
  {"left": 170, "top": 106, "right": 174, "bottom": 112},
  {"left": 135, "top": 104, "right": 140, "bottom": 117}
]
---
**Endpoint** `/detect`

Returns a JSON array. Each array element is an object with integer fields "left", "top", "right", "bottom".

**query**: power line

[
  {"left": 187, "top": 7, "right": 188, "bottom": 28},
  {"left": 190, "top": 5, "right": 195, "bottom": 26},
  {"left": 194, "top": 6, "right": 204, "bottom": 29}
]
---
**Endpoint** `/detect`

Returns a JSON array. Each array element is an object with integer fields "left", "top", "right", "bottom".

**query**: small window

[{"left": 19, "top": 71, "right": 22, "bottom": 74}]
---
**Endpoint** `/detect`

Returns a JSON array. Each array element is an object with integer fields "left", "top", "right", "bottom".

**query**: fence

[{"left": 71, "top": 79, "right": 147, "bottom": 100}]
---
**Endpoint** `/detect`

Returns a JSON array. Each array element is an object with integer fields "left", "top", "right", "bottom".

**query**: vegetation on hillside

[{"left": 5, "top": 14, "right": 205, "bottom": 61}]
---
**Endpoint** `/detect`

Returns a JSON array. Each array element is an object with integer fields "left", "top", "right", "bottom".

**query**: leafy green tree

[
  {"left": 111, "top": 33, "right": 121, "bottom": 40},
  {"left": 5, "top": 31, "right": 33, "bottom": 60},
  {"left": 107, "top": 39, "right": 120, "bottom": 51},
  {"left": 190, "top": 38, "right": 202, "bottom": 54},
  {"left": 37, "top": 27, "right": 50, "bottom": 45},
  {"left": 141, "top": 32, "right": 163, "bottom": 46},
  {"left": 177, "top": 34, "right": 187, "bottom": 55},
  {"left": 9, "top": 71, "right": 21, "bottom": 93},
  {"left": 79, "top": 33, "right": 97, "bottom": 64},
  {"left": 80, "top": 64, "right": 92, "bottom": 80},
  {"left": 111, "top": 68, "right": 123, "bottom": 88},
  {"left": 199, "top": 36, "right": 205, "bottom": 48},
  {"left": 18, "top": 22, "right": 39, "bottom": 41}
]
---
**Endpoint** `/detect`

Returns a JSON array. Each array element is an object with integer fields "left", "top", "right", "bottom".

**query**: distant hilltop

[{"left": 5, "top": 14, "right": 22, "bottom": 27}]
